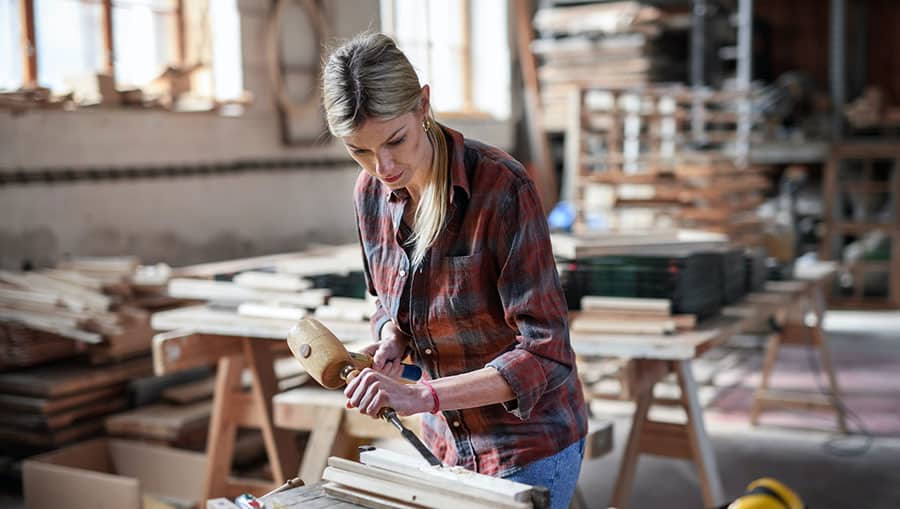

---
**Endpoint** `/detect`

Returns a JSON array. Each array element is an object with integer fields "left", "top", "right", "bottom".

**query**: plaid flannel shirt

[{"left": 353, "top": 124, "right": 587, "bottom": 476}]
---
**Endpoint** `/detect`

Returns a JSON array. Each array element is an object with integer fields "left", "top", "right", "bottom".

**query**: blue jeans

[{"left": 502, "top": 438, "right": 585, "bottom": 509}]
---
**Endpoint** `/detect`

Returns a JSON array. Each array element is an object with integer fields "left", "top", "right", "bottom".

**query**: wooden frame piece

[{"left": 19, "top": 0, "right": 36, "bottom": 86}]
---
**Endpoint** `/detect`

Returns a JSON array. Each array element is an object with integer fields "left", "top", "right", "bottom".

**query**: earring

[{"left": 422, "top": 117, "right": 432, "bottom": 132}]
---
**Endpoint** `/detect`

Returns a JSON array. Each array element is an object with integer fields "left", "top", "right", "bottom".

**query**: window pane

[
  {"left": 428, "top": 0, "right": 463, "bottom": 112},
  {"left": 0, "top": 0, "right": 23, "bottom": 91},
  {"left": 393, "top": 0, "right": 430, "bottom": 82},
  {"left": 35, "top": 0, "right": 105, "bottom": 92},
  {"left": 210, "top": 0, "right": 243, "bottom": 101},
  {"left": 471, "top": 0, "right": 510, "bottom": 118},
  {"left": 113, "top": 0, "right": 179, "bottom": 87}
]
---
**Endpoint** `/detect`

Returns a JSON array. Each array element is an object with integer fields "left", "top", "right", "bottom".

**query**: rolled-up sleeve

[{"left": 486, "top": 179, "right": 574, "bottom": 420}]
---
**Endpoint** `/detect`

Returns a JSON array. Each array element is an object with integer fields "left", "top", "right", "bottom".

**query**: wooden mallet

[{"left": 286, "top": 318, "right": 442, "bottom": 466}]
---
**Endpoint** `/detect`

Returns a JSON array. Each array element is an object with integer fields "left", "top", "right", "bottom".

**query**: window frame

[
  {"left": 14, "top": 0, "right": 186, "bottom": 94},
  {"left": 381, "top": 0, "right": 492, "bottom": 119}
]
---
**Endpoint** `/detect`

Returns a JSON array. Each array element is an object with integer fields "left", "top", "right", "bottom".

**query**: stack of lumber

[
  {"left": 0, "top": 356, "right": 153, "bottom": 452},
  {"left": 569, "top": 296, "right": 695, "bottom": 335},
  {"left": 565, "top": 86, "right": 771, "bottom": 245},
  {"left": 103, "top": 357, "right": 308, "bottom": 449},
  {"left": 0, "top": 257, "right": 177, "bottom": 369},
  {"left": 160, "top": 244, "right": 373, "bottom": 342},
  {"left": 321, "top": 447, "right": 548, "bottom": 509},
  {"left": 532, "top": 1, "right": 689, "bottom": 132},
  {"left": 0, "top": 87, "right": 71, "bottom": 112}
]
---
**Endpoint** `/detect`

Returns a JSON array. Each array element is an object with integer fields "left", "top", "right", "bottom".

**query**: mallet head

[{"left": 287, "top": 318, "right": 352, "bottom": 389}]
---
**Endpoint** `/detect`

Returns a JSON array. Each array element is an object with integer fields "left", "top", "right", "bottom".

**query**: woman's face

[{"left": 342, "top": 87, "right": 433, "bottom": 194}]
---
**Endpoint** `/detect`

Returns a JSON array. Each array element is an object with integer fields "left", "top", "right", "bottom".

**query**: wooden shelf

[{"left": 821, "top": 143, "right": 900, "bottom": 308}]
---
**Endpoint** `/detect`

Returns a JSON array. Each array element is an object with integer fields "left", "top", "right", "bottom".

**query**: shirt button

[
  {"left": 452, "top": 421, "right": 461, "bottom": 428},
  {"left": 424, "top": 348, "right": 432, "bottom": 355},
  {"left": 399, "top": 269, "right": 407, "bottom": 277}
]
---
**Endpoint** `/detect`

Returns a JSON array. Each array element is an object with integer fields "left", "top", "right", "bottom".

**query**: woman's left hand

[{"left": 344, "top": 368, "right": 432, "bottom": 417}]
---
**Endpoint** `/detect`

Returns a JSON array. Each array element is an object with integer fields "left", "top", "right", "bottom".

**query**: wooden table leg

[
  {"left": 204, "top": 354, "right": 244, "bottom": 501},
  {"left": 611, "top": 382, "right": 652, "bottom": 509},
  {"left": 298, "top": 406, "right": 346, "bottom": 483},
  {"left": 809, "top": 284, "right": 848, "bottom": 432},
  {"left": 202, "top": 339, "right": 300, "bottom": 501},
  {"left": 675, "top": 360, "right": 725, "bottom": 508},
  {"left": 244, "top": 338, "right": 301, "bottom": 484},
  {"left": 751, "top": 333, "right": 781, "bottom": 426}
]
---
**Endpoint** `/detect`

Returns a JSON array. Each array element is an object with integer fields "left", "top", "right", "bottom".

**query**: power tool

[{"left": 722, "top": 478, "right": 805, "bottom": 509}]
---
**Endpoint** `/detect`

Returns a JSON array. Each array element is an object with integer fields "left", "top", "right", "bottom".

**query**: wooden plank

[
  {"left": 637, "top": 421, "right": 691, "bottom": 459},
  {"left": 676, "top": 360, "right": 724, "bottom": 507},
  {"left": 151, "top": 305, "right": 371, "bottom": 343},
  {"left": 167, "top": 279, "right": 329, "bottom": 308},
  {"left": 0, "top": 418, "right": 104, "bottom": 448},
  {"left": 104, "top": 400, "right": 212, "bottom": 443},
  {"left": 514, "top": 0, "right": 557, "bottom": 212},
  {"left": 20, "top": 0, "right": 36, "bottom": 86},
  {"left": 237, "top": 302, "right": 308, "bottom": 321},
  {"left": 356, "top": 448, "right": 534, "bottom": 504},
  {"left": 152, "top": 330, "right": 244, "bottom": 375},
  {"left": 323, "top": 460, "right": 529, "bottom": 509},
  {"left": 0, "top": 356, "right": 152, "bottom": 398},
  {"left": 204, "top": 355, "right": 243, "bottom": 501},
  {"left": 612, "top": 386, "right": 652, "bottom": 509},
  {"left": 0, "top": 384, "right": 123, "bottom": 414},
  {"left": 0, "top": 396, "right": 127, "bottom": 430},
  {"left": 570, "top": 317, "right": 674, "bottom": 335},
  {"left": 580, "top": 296, "right": 671, "bottom": 314},
  {"left": 232, "top": 271, "right": 312, "bottom": 292},
  {"left": 299, "top": 407, "right": 345, "bottom": 483},
  {"left": 161, "top": 377, "right": 216, "bottom": 405},
  {"left": 323, "top": 483, "right": 418, "bottom": 509},
  {"left": 243, "top": 339, "right": 298, "bottom": 485}
]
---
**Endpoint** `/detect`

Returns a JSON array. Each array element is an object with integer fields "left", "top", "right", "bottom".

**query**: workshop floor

[{"left": 581, "top": 310, "right": 900, "bottom": 509}]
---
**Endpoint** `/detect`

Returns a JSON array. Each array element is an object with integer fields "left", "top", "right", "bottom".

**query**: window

[
  {"left": 0, "top": 0, "right": 244, "bottom": 109},
  {"left": 34, "top": 0, "right": 105, "bottom": 92},
  {"left": 381, "top": 0, "right": 510, "bottom": 119},
  {"left": 112, "top": 0, "right": 180, "bottom": 88},
  {"left": 0, "top": 0, "right": 24, "bottom": 90}
]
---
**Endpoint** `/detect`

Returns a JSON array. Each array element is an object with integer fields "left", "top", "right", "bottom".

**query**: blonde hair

[{"left": 322, "top": 32, "right": 449, "bottom": 267}]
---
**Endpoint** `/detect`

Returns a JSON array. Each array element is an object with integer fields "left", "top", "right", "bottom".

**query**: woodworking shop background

[
  {"left": 0, "top": 0, "right": 514, "bottom": 269},
  {"left": 2, "top": 1, "right": 900, "bottom": 509}
]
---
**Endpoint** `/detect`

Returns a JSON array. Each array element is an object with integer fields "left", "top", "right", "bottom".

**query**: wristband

[{"left": 420, "top": 379, "right": 440, "bottom": 414}]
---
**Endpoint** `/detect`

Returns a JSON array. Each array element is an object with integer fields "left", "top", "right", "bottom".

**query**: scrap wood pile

[
  {"left": 532, "top": 1, "right": 689, "bottom": 131},
  {"left": 157, "top": 244, "right": 375, "bottom": 343},
  {"left": 320, "top": 447, "right": 548, "bottom": 509},
  {"left": 0, "top": 356, "right": 153, "bottom": 453},
  {"left": 565, "top": 85, "right": 771, "bottom": 246},
  {"left": 0, "top": 257, "right": 176, "bottom": 370},
  {"left": 569, "top": 296, "right": 695, "bottom": 336}
]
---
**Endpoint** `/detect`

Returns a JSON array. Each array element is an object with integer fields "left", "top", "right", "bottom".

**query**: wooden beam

[
  {"left": 101, "top": 0, "right": 114, "bottom": 76},
  {"left": 20, "top": 0, "right": 36, "bottom": 86},
  {"left": 514, "top": 0, "right": 557, "bottom": 212},
  {"left": 175, "top": 0, "right": 186, "bottom": 66},
  {"left": 152, "top": 329, "right": 244, "bottom": 375}
]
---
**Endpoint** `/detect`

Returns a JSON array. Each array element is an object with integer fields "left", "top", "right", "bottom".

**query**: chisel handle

[{"left": 348, "top": 351, "right": 422, "bottom": 382}]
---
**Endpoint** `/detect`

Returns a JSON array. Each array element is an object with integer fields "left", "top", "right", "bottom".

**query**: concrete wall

[{"left": 0, "top": 0, "right": 516, "bottom": 270}]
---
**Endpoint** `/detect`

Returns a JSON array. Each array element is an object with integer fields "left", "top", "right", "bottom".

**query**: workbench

[
  {"left": 206, "top": 482, "right": 365, "bottom": 509},
  {"left": 570, "top": 261, "right": 841, "bottom": 509},
  {"left": 151, "top": 305, "right": 370, "bottom": 501}
]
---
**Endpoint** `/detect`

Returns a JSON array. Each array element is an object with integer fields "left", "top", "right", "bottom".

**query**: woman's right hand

[{"left": 359, "top": 321, "right": 409, "bottom": 379}]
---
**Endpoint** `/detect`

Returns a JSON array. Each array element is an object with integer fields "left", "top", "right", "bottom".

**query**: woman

[{"left": 322, "top": 32, "right": 587, "bottom": 509}]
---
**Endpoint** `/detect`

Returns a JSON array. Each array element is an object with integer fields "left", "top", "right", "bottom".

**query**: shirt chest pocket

[{"left": 429, "top": 251, "right": 494, "bottom": 334}]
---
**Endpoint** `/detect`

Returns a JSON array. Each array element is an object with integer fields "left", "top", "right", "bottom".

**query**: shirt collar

[{"left": 387, "top": 123, "right": 471, "bottom": 204}]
